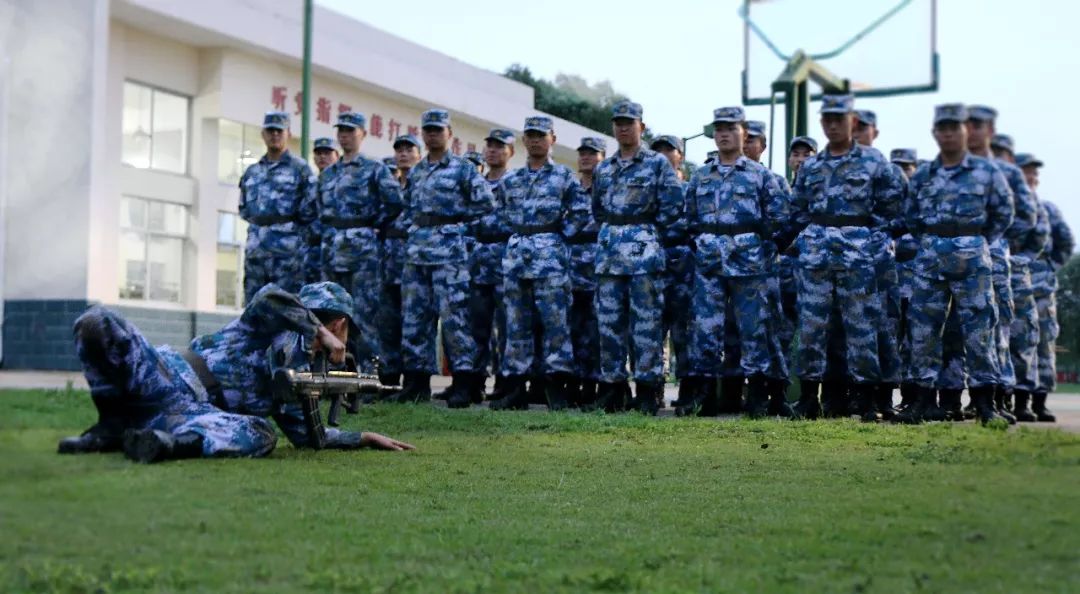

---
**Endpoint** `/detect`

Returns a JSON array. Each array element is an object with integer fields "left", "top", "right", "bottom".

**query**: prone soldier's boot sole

[{"left": 123, "top": 429, "right": 173, "bottom": 464}]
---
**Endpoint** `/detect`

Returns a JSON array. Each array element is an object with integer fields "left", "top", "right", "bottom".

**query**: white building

[{"left": 0, "top": 0, "right": 614, "bottom": 369}]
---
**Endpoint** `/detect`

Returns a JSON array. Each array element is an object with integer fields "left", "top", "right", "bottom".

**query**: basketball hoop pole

[{"left": 770, "top": 51, "right": 849, "bottom": 179}]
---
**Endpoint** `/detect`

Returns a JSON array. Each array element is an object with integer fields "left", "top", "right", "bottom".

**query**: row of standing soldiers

[{"left": 239, "top": 97, "right": 1073, "bottom": 424}]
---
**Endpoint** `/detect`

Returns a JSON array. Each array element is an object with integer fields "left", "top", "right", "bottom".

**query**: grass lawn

[{"left": 2, "top": 389, "right": 1078, "bottom": 594}]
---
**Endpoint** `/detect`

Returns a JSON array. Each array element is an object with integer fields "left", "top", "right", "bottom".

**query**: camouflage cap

[
  {"left": 263, "top": 110, "right": 290, "bottom": 130},
  {"left": 650, "top": 134, "right": 684, "bottom": 153},
  {"left": 611, "top": 100, "right": 643, "bottom": 121},
  {"left": 577, "top": 136, "right": 606, "bottom": 153},
  {"left": 890, "top": 148, "right": 917, "bottom": 164},
  {"left": 820, "top": 94, "right": 855, "bottom": 114},
  {"left": 966, "top": 104, "right": 998, "bottom": 122},
  {"left": 382, "top": 156, "right": 398, "bottom": 169},
  {"left": 855, "top": 110, "right": 877, "bottom": 126},
  {"left": 313, "top": 137, "right": 336, "bottom": 152},
  {"left": 421, "top": 108, "right": 451, "bottom": 128},
  {"left": 485, "top": 128, "right": 515, "bottom": 145},
  {"left": 298, "top": 282, "right": 358, "bottom": 332},
  {"left": 335, "top": 111, "right": 367, "bottom": 129},
  {"left": 990, "top": 133, "right": 1014, "bottom": 154},
  {"left": 746, "top": 120, "right": 767, "bottom": 137},
  {"left": 712, "top": 106, "right": 746, "bottom": 124},
  {"left": 392, "top": 133, "right": 421, "bottom": 149},
  {"left": 1015, "top": 153, "right": 1044, "bottom": 169},
  {"left": 464, "top": 150, "right": 484, "bottom": 166},
  {"left": 523, "top": 116, "right": 554, "bottom": 133},
  {"left": 789, "top": 135, "right": 818, "bottom": 153},
  {"left": 934, "top": 103, "right": 968, "bottom": 124}
]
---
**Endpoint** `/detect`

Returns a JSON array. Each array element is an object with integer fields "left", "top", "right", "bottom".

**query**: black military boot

[
  {"left": 58, "top": 423, "right": 123, "bottom": 454},
  {"left": 741, "top": 375, "right": 769, "bottom": 418},
  {"left": 545, "top": 374, "right": 571, "bottom": 411},
  {"left": 528, "top": 376, "right": 547, "bottom": 406},
  {"left": 854, "top": 383, "right": 880, "bottom": 423},
  {"left": 767, "top": 377, "right": 795, "bottom": 418},
  {"left": 895, "top": 386, "right": 935, "bottom": 424},
  {"left": 388, "top": 371, "right": 431, "bottom": 404},
  {"left": 489, "top": 375, "right": 529, "bottom": 411},
  {"left": 821, "top": 379, "right": 849, "bottom": 418},
  {"left": 939, "top": 388, "right": 964, "bottom": 421},
  {"left": 970, "top": 385, "right": 1002, "bottom": 425},
  {"left": 995, "top": 385, "right": 1017, "bottom": 425},
  {"left": 875, "top": 384, "right": 897, "bottom": 421},
  {"left": 697, "top": 377, "right": 720, "bottom": 416},
  {"left": 922, "top": 390, "right": 947, "bottom": 422},
  {"left": 578, "top": 380, "right": 597, "bottom": 409},
  {"left": 793, "top": 379, "right": 822, "bottom": 420},
  {"left": 447, "top": 372, "right": 482, "bottom": 409},
  {"left": 1031, "top": 391, "right": 1056, "bottom": 422},
  {"left": 488, "top": 374, "right": 506, "bottom": 401},
  {"left": 898, "top": 382, "right": 918, "bottom": 411},
  {"left": 123, "top": 429, "right": 204, "bottom": 464},
  {"left": 586, "top": 382, "right": 626, "bottom": 413},
  {"left": 1012, "top": 390, "right": 1037, "bottom": 422},
  {"left": 564, "top": 377, "right": 582, "bottom": 408},
  {"left": 433, "top": 375, "right": 458, "bottom": 401},
  {"left": 671, "top": 378, "right": 694, "bottom": 410},
  {"left": 718, "top": 376, "right": 745, "bottom": 414},
  {"left": 634, "top": 382, "right": 663, "bottom": 416}
]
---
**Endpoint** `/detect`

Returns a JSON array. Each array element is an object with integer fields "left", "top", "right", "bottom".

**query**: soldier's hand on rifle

[
  {"left": 361, "top": 432, "right": 416, "bottom": 451},
  {"left": 313, "top": 325, "right": 347, "bottom": 365}
]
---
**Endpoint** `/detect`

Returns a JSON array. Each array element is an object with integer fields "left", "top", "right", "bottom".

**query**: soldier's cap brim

[
  {"left": 421, "top": 122, "right": 449, "bottom": 129},
  {"left": 334, "top": 122, "right": 360, "bottom": 129},
  {"left": 263, "top": 123, "right": 287, "bottom": 130},
  {"left": 313, "top": 147, "right": 338, "bottom": 153}
]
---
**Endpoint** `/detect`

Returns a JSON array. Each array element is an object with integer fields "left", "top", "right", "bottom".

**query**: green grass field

[{"left": 2, "top": 389, "right": 1078, "bottom": 594}]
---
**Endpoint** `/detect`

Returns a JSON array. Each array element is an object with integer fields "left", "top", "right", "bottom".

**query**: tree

[{"left": 1056, "top": 254, "right": 1080, "bottom": 366}]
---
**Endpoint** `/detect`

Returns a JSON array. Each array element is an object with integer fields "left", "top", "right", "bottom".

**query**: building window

[
  {"left": 119, "top": 196, "right": 188, "bottom": 303},
  {"left": 122, "top": 81, "right": 189, "bottom": 174},
  {"left": 218, "top": 119, "right": 304, "bottom": 185},
  {"left": 216, "top": 212, "right": 248, "bottom": 308}
]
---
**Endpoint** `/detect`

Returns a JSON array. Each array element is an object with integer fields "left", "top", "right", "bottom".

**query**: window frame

[
  {"left": 121, "top": 79, "right": 191, "bottom": 175},
  {"left": 214, "top": 210, "right": 247, "bottom": 310},
  {"left": 118, "top": 195, "right": 190, "bottom": 305}
]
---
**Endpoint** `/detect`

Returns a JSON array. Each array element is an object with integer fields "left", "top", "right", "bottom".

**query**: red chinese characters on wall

[
  {"left": 315, "top": 97, "right": 332, "bottom": 124},
  {"left": 369, "top": 115, "right": 384, "bottom": 139},
  {"left": 271, "top": 86, "right": 287, "bottom": 111}
]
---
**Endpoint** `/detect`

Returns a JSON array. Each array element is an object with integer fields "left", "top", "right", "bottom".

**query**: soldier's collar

[
  {"left": 607, "top": 144, "right": 646, "bottom": 165},
  {"left": 425, "top": 152, "right": 452, "bottom": 167},
  {"left": 259, "top": 149, "right": 292, "bottom": 165}
]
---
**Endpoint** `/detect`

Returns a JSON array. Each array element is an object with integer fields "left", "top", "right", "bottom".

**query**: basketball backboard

[{"left": 741, "top": 0, "right": 938, "bottom": 105}]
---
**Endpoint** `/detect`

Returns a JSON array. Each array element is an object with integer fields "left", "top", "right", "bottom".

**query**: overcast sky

[{"left": 319, "top": 0, "right": 1078, "bottom": 237}]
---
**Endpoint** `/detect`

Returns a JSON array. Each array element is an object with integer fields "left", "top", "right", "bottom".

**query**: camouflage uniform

[
  {"left": 66, "top": 283, "right": 368, "bottom": 460},
  {"left": 238, "top": 112, "right": 318, "bottom": 304},
  {"left": 304, "top": 137, "right": 339, "bottom": 283},
  {"left": 592, "top": 101, "right": 683, "bottom": 410},
  {"left": 788, "top": 96, "right": 904, "bottom": 419},
  {"left": 568, "top": 138, "right": 605, "bottom": 391},
  {"left": 1032, "top": 199, "right": 1074, "bottom": 393},
  {"left": 400, "top": 110, "right": 494, "bottom": 384},
  {"left": 903, "top": 104, "right": 1014, "bottom": 422},
  {"left": 316, "top": 112, "right": 403, "bottom": 373}
]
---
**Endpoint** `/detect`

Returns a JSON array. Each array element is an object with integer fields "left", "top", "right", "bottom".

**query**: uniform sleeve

[
  {"left": 789, "top": 166, "right": 811, "bottom": 233},
  {"left": 375, "top": 163, "right": 404, "bottom": 228},
  {"left": 465, "top": 165, "right": 495, "bottom": 219},
  {"left": 905, "top": 171, "right": 926, "bottom": 236},
  {"left": 591, "top": 169, "right": 606, "bottom": 224},
  {"left": 684, "top": 174, "right": 699, "bottom": 228},
  {"left": 761, "top": 171, "right": 790, "bottom": 244},
  {"left": 238, "top": 168, "right": 253, "bottom": 221},
  {"left": 984, "top": 167, "right": 1014, "bottom": 243},
  {"left": 1004, "top": 168, "right": 1037, "bottom": 252},
  {"left": 273, "top": 403, "right": 365, "bottom": 449},
  {"left": 1049, "top": 203, "right": 1076, "bottom": 268},
  {"left": 655, "top": 157, "right": 684, "bottom": 231},
  {"left": 240, "top": 284, "right": 321, "bottom": 342},
  {"left": 561, "top": 172, "right": 590, "bottom": 238},
  {"left": 873, "top": 161, "right": 905, "bottom": 237},
  {"left": 296, "top": 162, "right": 319, "bottom": 226}
]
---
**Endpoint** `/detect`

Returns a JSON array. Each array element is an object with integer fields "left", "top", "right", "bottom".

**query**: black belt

[
  {"left": 382, "top": 227, "right": 407, "bottom": 239},
  {"left": 695, "top": 223, "right": 760, "bottom": 236},
  {"left": 662, "top": 237, "right": 693, "bottom": 248},
  {"left": 476, "top": 233, "right": 511, "bottom": 244},
  {"left": 513, "top": 222, "right": 561, "bottom": 235},
  {"left": 321, "top": 216, "right": 376, "bottom": 229},
  {"left": 415, "top": 214, "right": 468, "bottom": 227},
  {"left": 604, "top": 214, "right": 654, "bottom": 226},
  {"left": 181, "top": 349, "right": 226, "bottom": 408},
  {"left": 810, "top": 214, "right": 872, "bottom": 228},
  {"left": 926, "top": 223, "right": 982, "bottom": 238},
  {"left": 565, "top": 233, "right": 598, "bottom": 245},
  {"left": 248, "top": 214, "right": 296, "bottom": 226}
]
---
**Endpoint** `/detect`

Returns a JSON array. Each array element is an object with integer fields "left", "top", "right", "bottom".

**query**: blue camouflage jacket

[
  {"left": 239, "top": 150, "right": 318, "bottom": 258},
  {"left": 1031, "top": 200, "right": 1075, "bottom": 293},
  {"left": 686, "top": 156, "right": 789, "bottom": 277},
  {"left": 316, "top": 153, "right": 403, "bottom": 272},
  {"left": 790, "top": 143, "right": 905, "bottom": 270},
  {"left": 404, "top": 153, "right": 495, "bottom": 266},
  {"left": 591, "top": 145, "right": 684, "bottom": 275},
  {"left": 499, "top": 159, "right": 590, "bottom": 280},
  {"left": 905, "top": 153, "right": 1014, "bottom": 277},
  {"left": 993, "top": 157, "right": 1038, "bottom": 260},
  {"left": 471, "top": 173, "right": 512, "bottom": 285}
]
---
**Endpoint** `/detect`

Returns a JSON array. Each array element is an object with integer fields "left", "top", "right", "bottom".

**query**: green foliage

[
  {"left": 1056, "top": 254, "right": 1080, "bottom": 363},
  {"left": 3, "top": 389, "right": 1078, "bottom": 593}
]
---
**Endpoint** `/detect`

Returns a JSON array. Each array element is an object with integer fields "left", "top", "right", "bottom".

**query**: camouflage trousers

[
  {"left": 73, "top": 307, "right": 277, "bottom": 458},
  {"left": 691, "top": 271, "right": 785, "bottom": 379},
  {"left": 401, "top": 262, "right": 478, "bottom": 374},
  {"left": 244, "top": 253, "right": 303, "bottom": 306},
  {"left": 325, "top": 261, "right": 381, "bottom": 374},
  {"left": 570, "top": 289, "right": 600, "bottom": 381},
  {"left": 662, "top": 245, "right": 694, "bottom": 379},
  {"left": 876, "top": 254, "right": 902, "bottom": 384},
  {"left": 470, "top": 282, "right": 507, "bottom": 378},
  {"left": 1009, "top": 267, "right": 1039, "bottom": 392},
  {"left": 795, "top": 266, "right": 882, "bottom": 383},
  {"left": 1036, "top": 290, "right": 1059, "bottom": 392},
  {"left": 771, "top": 256, "right": 798, "bottom": 354},
  {"left": 937, "top": 306, "right": 968, "bottom": 390},
  {"left": 375, "top": 281, "right": 403, "bottom": 377},
  {"left": 501, "top": 273, "right": 573, "bottom": 377},
  {"left": 908, "top": 266, "right": 999, "bottom": 389},
  {"left": 596, "top": 274, "right": 665, "bottom": 383}
]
